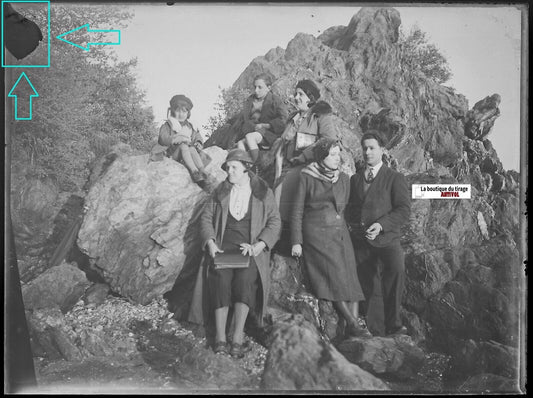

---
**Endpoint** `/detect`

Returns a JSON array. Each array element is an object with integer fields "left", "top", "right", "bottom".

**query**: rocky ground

[
  {"left": 25, "top": 295, "right": 461, "bottom": 394},
  {"left": 29, "top": 296, "right": 267, "bottom": 393}
]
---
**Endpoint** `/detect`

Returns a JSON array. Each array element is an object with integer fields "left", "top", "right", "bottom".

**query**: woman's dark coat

[
  {"left": 187, "top": 173, "right": 281, "bottom": 326},
  {"left": 290, "top": 171, "right": 364, "bottom": 302},
  {"left": 281, "top": 100, "right": 337, "bottom": 162}
]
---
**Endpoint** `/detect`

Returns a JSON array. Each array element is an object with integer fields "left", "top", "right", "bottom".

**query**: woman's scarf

[{"left": 301, "top": 161, "right": 340, "bottom": 184}]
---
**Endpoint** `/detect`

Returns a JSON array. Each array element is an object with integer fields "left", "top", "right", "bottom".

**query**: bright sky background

[{"left": 112, "top": 3, "right": 523, "bottom": 171}]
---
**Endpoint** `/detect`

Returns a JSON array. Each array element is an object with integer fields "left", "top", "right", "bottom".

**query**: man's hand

[
  {"left": 206, "top": 239, "right": 224, "bottom": 258},
  {"left": 365, "top": 223, "right": 382, "bottom": 240},
  {"left": 240, "top": 241, "right": 266, "bottom": 257},
  {"left": 291, "top": 244, "right": 303, "bottom": 257}
]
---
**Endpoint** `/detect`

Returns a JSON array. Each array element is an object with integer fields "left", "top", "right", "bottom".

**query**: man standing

[{"left": 347, "top": 130, "right": 411, "bottom": 336}]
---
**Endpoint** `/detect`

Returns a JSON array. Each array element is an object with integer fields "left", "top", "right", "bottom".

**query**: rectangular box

[
  {"left": 1, "top": 0, "right": 51, "bottom": 67},
  {"left": 412, "top": 184, "right": 471, "bottom": 199}
]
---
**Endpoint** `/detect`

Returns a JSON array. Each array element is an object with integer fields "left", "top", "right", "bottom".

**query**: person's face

[
  {"left": 174, "top": 106, "right": 189, "bottom": 122},
  {"left": 226, "top": 160, "right": 248, "bottom": 184},
  {"left": 322, "top": 145, "right": 341, "bottom": 169},
  {"left": 362, "top": 138, "right": 383, "bottom": 167},
  {"left": 254, "top": 79, "right": 270, "bottom": 99},
  {"left": 294, "top": 88, "right": 311, "bottom": 111}
]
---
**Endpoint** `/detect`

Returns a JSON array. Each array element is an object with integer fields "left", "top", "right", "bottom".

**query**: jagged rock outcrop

[
  {"left": 261, "top": 314, "right": 390, "bottom": 390},
  {"left": 22, "top": 261, "right": 91, "bottom": 312},
  {"left": 77, "top": 146, "right": 227, "bottom": 304},
  {"left": 464, "top": 94, "right": 501, "bottom": 140}
]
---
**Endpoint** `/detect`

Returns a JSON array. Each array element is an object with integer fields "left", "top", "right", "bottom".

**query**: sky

[{"left": 111, "top": 3, "right": 523, "bottom": 172}]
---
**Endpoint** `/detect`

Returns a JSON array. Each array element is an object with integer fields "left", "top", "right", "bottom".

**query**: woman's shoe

[
  {"left": 213, "top": 341, "right": 228, "bottom": 354},
  {"left": 191, "top": 170, "right": 206, "bottom": 183},
  {"left": 230, "top": 342, "right": 246, "bottom": 358},
  {"left": 345, "top": 322, "right": 372, "bottom": 339}
]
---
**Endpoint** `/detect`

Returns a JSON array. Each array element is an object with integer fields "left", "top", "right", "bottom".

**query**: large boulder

[
  {"left": 22, "top": 261, "right": 91, "bottom": 312},
  {"left": 77, "top": 146, "right": 227, "bottom": 304},
  {"left": 261, "top": 314, "right": 390, "bottom": 391},
  {"left": 336, "top": 335, "right": 425, "bottom": 380}
]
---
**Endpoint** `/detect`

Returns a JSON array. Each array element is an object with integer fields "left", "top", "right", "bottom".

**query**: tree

[
  {"left": 399, "top": 25, "right": 452, "bottom": 84},
  {"left": 10, "top": 4, "right": 155, "bottom": 192},
  {"left": 203, "top": 85, "right": 250, "bottom": 136}
]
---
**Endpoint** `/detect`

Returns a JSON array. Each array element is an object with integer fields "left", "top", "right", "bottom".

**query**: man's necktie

[{"left": 367, "top": 168, "right": 374, "bottom": 183}]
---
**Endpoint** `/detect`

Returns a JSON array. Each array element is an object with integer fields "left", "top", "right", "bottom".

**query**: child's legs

[
  {"left": 237, "top": 139, "right": 247, "bottom": 150},
  {"left": 178, "top": 143, "right": 199, "bottom": 173},
  {"left": 189, "top": 146, "right": 205, "bottom": 170},
  {"left": 245, "top": 132, "right": 263, "bottom": 150}
]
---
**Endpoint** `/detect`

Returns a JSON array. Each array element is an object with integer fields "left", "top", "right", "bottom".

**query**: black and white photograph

[{"left": 4, "top": 1, "right": 527, "bottom": 394}]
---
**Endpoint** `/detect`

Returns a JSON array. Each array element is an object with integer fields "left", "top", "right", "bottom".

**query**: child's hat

[{"left": 170, "top": 95, "right": 193, "bottom": 111}]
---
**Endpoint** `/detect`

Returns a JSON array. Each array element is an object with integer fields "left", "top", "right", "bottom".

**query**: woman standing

[
  {"left": 199, "top": 149, "right": 281, "bottom": 357},
  {"left": 290, "top": 138, "right": 371, "bottom": 339},
  {"left": 236, "top": 73, "right": 288, "bottom": 164}
]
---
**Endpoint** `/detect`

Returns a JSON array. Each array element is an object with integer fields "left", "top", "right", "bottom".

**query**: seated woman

[
  {"left": 272, "top": 79, "right": 338, "bottom": 255},
  {"left": 236, "top": 73, "right": 288, "bottom": 165},
  {"left": 158, "top": 94, "right": 207, "bottom": 184},
  {"left": 290, "top": 138, "right": 371, "bottom": 339},
  {"left": 196, "top": 149, "right": 280, "bottom": 357}
]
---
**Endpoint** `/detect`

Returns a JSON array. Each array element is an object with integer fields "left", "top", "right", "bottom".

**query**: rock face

[
  {"left": 77, "top": 146, "right": 227, "bottom": 304},
  {"left": 206, "top": 5, "right": 522, "bottom": 381},
  {"left": 336, "top": 335, "right": 425, "bottom": 380},
  {"left": 22, "top": 261, "right": 91, "bottom": 312},
  {"left": 261, "top": 314, "right": 390, "bottom": 391}
]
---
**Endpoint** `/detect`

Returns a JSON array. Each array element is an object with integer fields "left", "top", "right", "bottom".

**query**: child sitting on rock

[{"left": 158, "top": 94, "right": 208, "bottom": 184}]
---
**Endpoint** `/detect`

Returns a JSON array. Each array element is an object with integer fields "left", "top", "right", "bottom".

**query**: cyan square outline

[{"left": 2, "top": 0, "right": 51, "bottom": 67}]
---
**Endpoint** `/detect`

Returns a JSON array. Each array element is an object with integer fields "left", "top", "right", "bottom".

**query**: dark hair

[
  {"left": 361, "top": 130, "right": 385, "bottom": 148},
  {"left": 313, "top": 137, "right": 341, "bottom": 162},
  {"left": 295, "top": 79, "right": 320, "bottom": 106},
  {"left": 253, "top": 72, "right": 273, "bottom": 87}
]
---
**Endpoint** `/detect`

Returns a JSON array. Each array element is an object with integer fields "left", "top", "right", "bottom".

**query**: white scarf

[
  {"left": 229, "top": 181, "right": 252, "bottom": 221},
  {"left": 168, "top": 116, "right": 193, "bottom": 140}
]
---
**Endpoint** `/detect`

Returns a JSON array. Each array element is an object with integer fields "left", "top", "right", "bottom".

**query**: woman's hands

[
  {"left": 206, "top": 239, "right": 224, "bottom": 258},
  {"left": 240, "top": 241, "right": 266, "bottom": 257},
  {"left": 291, "top": 244, "right": 302, "bottom": 257}
]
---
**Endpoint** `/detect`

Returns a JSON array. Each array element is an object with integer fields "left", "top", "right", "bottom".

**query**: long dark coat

[
  {"left": 290, "top": 171, "right": 364, "bottom": 302},
  {"left": 187, "top": 173, "right": 281, "bottom": 326},
  {"left": 240, "top": 91, "right": 289, "bottom": 146}
]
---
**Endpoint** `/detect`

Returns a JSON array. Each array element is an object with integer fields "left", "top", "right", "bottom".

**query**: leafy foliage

[
  {"left": 399, "top": 25, "right": 452, "bottom": 84},
  {"left": 9, "top": 4, "right": 155, "bottom": 191},
  {"left": 202, "top": 85, "right": 250, "bottom": 136}
]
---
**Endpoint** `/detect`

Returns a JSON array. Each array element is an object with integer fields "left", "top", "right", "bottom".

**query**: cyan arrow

[
  {"left": 8, "top": 72, "right": 39, "bottom": 121},
  {"left": 56, "top": 24, "right": 121, "bottom": 51}
]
